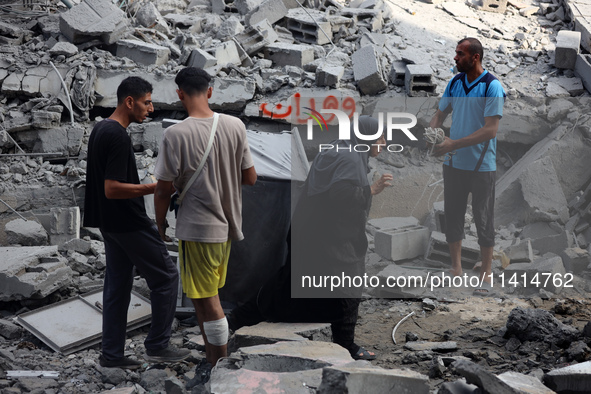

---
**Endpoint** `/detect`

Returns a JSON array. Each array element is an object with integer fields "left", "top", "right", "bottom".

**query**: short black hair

[
  {"left": 458, "top": 37, "right": 484, "bottom": 63},
  {"left": 175, "top": 67, "right": 212, "bottom": 96},
  {"left": 117, "top": 76, "right": 153, "bottom": 105}
]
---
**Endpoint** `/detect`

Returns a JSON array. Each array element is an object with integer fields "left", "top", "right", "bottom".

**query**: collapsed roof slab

[{"left": 0, "top": 246, "right": 72, "bottom": 302}]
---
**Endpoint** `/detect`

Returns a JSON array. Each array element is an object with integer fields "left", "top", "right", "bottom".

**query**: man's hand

[
  {"left": 433, "top": 137, "right": 456, "bottom": 157},
  {"left": 154, "top": 180, "right": 174, "bottom": 242},
  {"left": 371, "top": 173, "right": 393, "bottom": 195}
]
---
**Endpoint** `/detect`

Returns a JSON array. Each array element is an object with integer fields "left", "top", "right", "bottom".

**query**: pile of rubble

[{"left": 2, "top": 0, "right": 591, "bottom": 392}]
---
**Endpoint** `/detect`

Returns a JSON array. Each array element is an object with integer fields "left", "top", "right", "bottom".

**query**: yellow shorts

[{"left": 179, "top": 240, "right": 231, "bottom": 299}]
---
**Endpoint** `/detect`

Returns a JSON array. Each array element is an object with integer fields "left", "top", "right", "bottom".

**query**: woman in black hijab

[{"left": 229, "top": 116, "right": 392, "bottom": 360}]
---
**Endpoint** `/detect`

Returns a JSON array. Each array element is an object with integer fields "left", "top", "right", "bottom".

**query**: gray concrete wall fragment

[{"left": 59, "top": 0, "right": 129, "bottom": 44}]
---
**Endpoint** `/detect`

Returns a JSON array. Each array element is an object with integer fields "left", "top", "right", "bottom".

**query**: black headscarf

[{"left": 306, "top": 116, "right": 381, "bottom": 196}]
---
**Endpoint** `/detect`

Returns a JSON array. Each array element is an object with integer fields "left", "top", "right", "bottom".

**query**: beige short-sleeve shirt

[{"left": 154, "top": 114, "right": 254, "bottom": 243}]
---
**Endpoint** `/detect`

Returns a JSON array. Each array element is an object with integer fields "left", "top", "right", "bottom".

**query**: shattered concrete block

[
  {"left": 352, "top": 45, "right": 387, "bottom": 95},
  {"left": 0, "top": 319, "right": 23, "bottom": 340},
  {"left": 544, "top": 360, "right": 591, "bottom": 392},
  {"left": 318, "top": 362, "right": 430, "bottom": 393},
  {"left": 555, "top": 30, "right": 581, "bottom": 70},
  {"left": 521, "top": 222, "right": 570, "bottom": 256},
  {"left": 316, "top": 63, "right": 345, "bottom": 87},
  {"left": 209, "top": 78, "right": 256, "bottom": 111},
  {"left": 187, "top": 48, "right": 217, "bottom": 69},
  {"left": 286, "top": 8, "right": 333, "bottom": 45},
  {"left": 128, "top": 121, "right": 165, "bottom": 153},
  {"left": 481, "top": 0, "right": 507, "bottom": 13},
  {"left": 575, "top": 53, "right": 591, "bottom": 93},
  {"left": 546, "top": 82, "right": 570, "bottom": 98},
  {"left": 367, "top": 216, "right": 420, "bottom": 236},
  {"left": 453, "top": 359, "right": 519, "bottom": 394},
  {"left": 49, "top": 207, "right": 80, "bottom": 246},
  {"left": 213, "top": 41, "right": 242, "bottom": 67},
  {"left": 498, "top": 371, "right": 555, "bottom": 394},
  {"left": 116, "top": 39, "right": 170, "bottom": 66},
  {"left": 560, "top": 247, "right": 590, "bottom": 274},
  {"left": 211, "top": 341, "right": 353, "bottom": 393},
  {"left": 575, "top": 15, "right": 591, "bottom": 53},
  {"left": 135, "top": 2, "right": 162, "bottom": 27},
  {"left": 211, "top": 0, "right": 227, "bottom": 14},
  {"left": 504, "top": 253, "right": 567, "bottom": 294},
  {"left": 58, "top": 238, "right": 91, "bottom": 255},
  {"left": 375, "top": 225, "right": 430, "bottom": 262},
  {"left": 94, "top": 70, "right": 179, "bottom": 110},
  {"left": 547, "top": 76, "right": 585, "bottom": 96},
  {"left": 31, "top": 111, "right": 61, "bottom": 129},
  {"left": 389, "top": 60, "right": 406, "bottom": 86},
  {"left": 425, "top": 231, "right": 480, "bottom": 268},
  {"left": 231, "top": 322, "right": 331, "bottom": 350},
  {"left": 264, "top": 42, "right": 314, "bottom": 68},
  {"left": 2, "top": 72, "right": 24, "bottom": 95},
  {"left": 0, "top": 246, "right": 73, "bottom": 302},
  {"left": 246, "top": 0, "right": 289, "bottom": 26},
  {"left": 30, "top": 124, "right": 85, "bottom": 156},
  {"left": 233, "top": 26, "right": 268, "bottom": 56},
  {"left": 252, "top": 19, "right": 278, "bottom": 45},
  {"left": 48, "top": 42, "right": 78, "bottom": 57},
  {"left": 5, "top": 218, "right": 48, "bottom": 246},
  {"left": 59, "top": 0, "right": 129, "bottom": 44},
  {"left": 339, "top": 8, "right": 383, "bottom": 31},
  {"left": 215, "top": 15, "right": 245, "bottom": 40},
  {"left": 235, "top": 0, "right": 263, "bottom": 15},
  {"left": 506, "top": 239, "right": 533, "bottom": 263},
  {"left": 405, "top": 64, "right": 436, "bottom": 96}
]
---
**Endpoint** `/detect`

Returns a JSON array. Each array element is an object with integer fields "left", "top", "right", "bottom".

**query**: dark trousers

[
  {"left": 443, "top": 165, "right": 496, "bottom": 247},
  {"left": 100, "top": 225, "right": 178, "bottom": 360}
]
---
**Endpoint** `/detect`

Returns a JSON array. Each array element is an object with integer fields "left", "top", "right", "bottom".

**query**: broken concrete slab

[
  {"left": 115, "top": 39, "right": 170, "bottom": 66},
  {"left": 544, "top": 360, "right": 591, "bottom": 393},
  {"left": 521, "top": 223, "right": 570, "bottom": 256},
  {"left": 94, "top": 70, "right": 180, "bottom": 110},
  {"left": 506, "top": 239, "right": 533, "bottom": 263},
  {"left": 560, "top": 247, "right": 590, "bottom": 274},
  {"left": 425, "top": 231, "right": 480, "bottom": 268},
  {"left": 547, "top": 77, "right": 585, "bottom": 96},
  {"left": 504, "top": 253, "right": 567, "bottom": 294},
  {"left": 246, "top": 0, "right": 291, "bottom": 26},
  {"left": 0, "top": 246, "right": 72, "bottom": 302},
  {"left": 316, "top": 63, "right": 345, "bottom": 87},
  {"left": 210, "top": 341, "right": 354, "bottom": 394},
  {"left": 213, "top": 40, "right": 242, "bottom": 67},
  {"left": 453, "top": 359, "right": 521, "bottom": 394},
  {"left": 209, "top": 78, "right": 256, "bottom": 111},
  {"left": 352, "top": 45, "right": 387, "bottom": 95},
  {"left": 24, "top": 124, "right": 85, "bottom": 156},
  {"left": 59, "top": 0, "right": 129, "bottom": 45},
  {"left": 5, "top": 218, "right": 48, "bottom": 246},
  {"left": 48, "top": 42, "right": 78, "bottom": 57},
  {"left": 128, "top": 121, "right": 165, "bottom": 153},
  {"left": 375, "top": 225, "right": 430, "bottom": 262},
  {"left": 231, "top": 322, "right": 331, "bottom": 349},
  {"left": 367, "top": 217, "right": 420, "bottom": 236},
  {"left": 497, "top": 371, "right": 555, "bottom": 393},
  {"left": 317, "top": 362, "right": 430, "bottom": 393},
  {"left": 187, "top": 48, "right": 217, "bottom": 69},
  {"left": 264, "top": 42, "right": 314, "bottom": 68},
  {"left": 0, "top": 318, "right": 24, "bottom": 340}
]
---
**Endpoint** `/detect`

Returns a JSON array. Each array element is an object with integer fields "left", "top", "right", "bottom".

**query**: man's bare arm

[
  {"left": 104, "top": 179, "right": 156, "bottom": 199},
  {"left": 429, "top": 109, "right": 448, "bottom": 129},
  {"left": 154, "top": 180, "right": 175, "bottom": 241},
  {"left": 433, "top": 115, "right": 500, "bottom": 157},
  {"left": 242, "top": 166, "right": 257, "bottom": 186}
]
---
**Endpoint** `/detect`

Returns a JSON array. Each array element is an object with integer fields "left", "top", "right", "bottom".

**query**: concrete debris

[
  {"left": 318, "top": 362, "right": 430, "bottom": 393},
  {"left": 352, "top": 44, "right": 387, "bottom": 95},
  {"left": 265, "top": 42, "right": 315, "bottom": 68},
  {"left": 5, "top": 218, "right": 48, "bottom": 246},
  {"left": 115, "top": 39, "right": 171, "bottom": 66},
  {"left": 505, "top": 307, "right": 579, "bottom": 347},
  {"left": 48, "top": 42, "right": 78, "bottom": 58},
  {"left": 0, "top": 246, "right": 72, "bottom": 302},
  {"left": 544, "top": 361, "right": 591, "bottom": 393},
  {"left": 453, "top": 359, "right": 521, "bottom": 394},
  {"left": 231, "top": 321, "right": 331, "bottom": 350},
  {"left": 375, "top": 225, "right": 430, "bottom": 262},
  {"left": 59, "top": 0, "right": 129, "bottom": 44}
]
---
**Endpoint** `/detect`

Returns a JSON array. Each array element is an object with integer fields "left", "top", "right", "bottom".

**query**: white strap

[{"left": 177, "top": 112, "right": 219, "bottom": 205}]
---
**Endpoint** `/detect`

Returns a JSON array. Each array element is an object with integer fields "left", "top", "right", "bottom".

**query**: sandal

[{"left": 352, "top": 346, "right": 377, "bottom": 360}]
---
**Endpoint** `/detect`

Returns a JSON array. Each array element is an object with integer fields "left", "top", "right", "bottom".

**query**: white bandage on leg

[{"left": 203, "top": 317, "right": 229, "bottom": 346}]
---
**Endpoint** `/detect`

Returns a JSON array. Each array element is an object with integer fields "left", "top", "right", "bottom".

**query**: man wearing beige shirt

[{"left": 154, "top": 67, "right": 256, "bottom": 381}]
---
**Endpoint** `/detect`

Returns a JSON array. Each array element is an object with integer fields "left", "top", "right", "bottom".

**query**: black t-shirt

[{"left": 83, "top": 119, "right": 152, "bottom": 232}]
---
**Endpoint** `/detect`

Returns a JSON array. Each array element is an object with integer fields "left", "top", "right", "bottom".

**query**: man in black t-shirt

[{"left": 84, "top": 77, "right": 189, "bottom": 369}]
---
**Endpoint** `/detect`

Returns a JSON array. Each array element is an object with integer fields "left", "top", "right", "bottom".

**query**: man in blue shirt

[{"left": 429, "top": 38, "right": 505, "bottom": 294}]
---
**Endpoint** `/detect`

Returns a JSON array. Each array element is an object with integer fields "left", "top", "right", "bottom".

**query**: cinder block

[
  {"left": 375, "top": 225, "right": 430, "bottom": 262},
  {"left": 555, "top": 30, "right": 581, "bottom": 70},
  {"left": 574, "top": 53, "right": 591, "bottom": 93},
  {"left": 286, "top": 9, "right": 333, "bottom": 45},
  {"left": 59, "top": 0, "right": 129, "bottom": 44},
  {"left": 187, "top": 48, "right": 217, "bottom": 69},
  {"left": 425, "top": 231, "right": 481, "bottom": 268},
  {"left": 233, "top": 25, "right": 268, "bottom": 55},
  {"left": 252, "top": 19, "right": 278, "bottom": 44},
  {"left": 481, "top": 0, "right": 507, "bottom": 14},
  {"left": 507, "top": 239, "right": 533, "bottom": 263},
  {"left": 339, "top": 8, "right": 383, "bottom": 31},
  {"left": 116, "top": 39, "right": 170, "bottom": 66},
  {"left": 352, "top": 44, "right": 387, "bottom": 95},
  {"left": 264, "top": 42, "right": 314, "bottom": 67},
  {"left": 560, "top": 247, "right": 590, "bottom": 274},
  {"left": 389, "top": 60, "right": 406, "bottom": 86},
  {"left": 213, "top": 40, "right": 241, "bottom": 67},
  {"left": 316, "top": 63, "right": 344, "bottom": 87},
  {"left": 31, "top": 111, "right": 61, "bottom": 129},
  {"left": 405, "top": 64, "right": 436, "bottom": 96}
]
